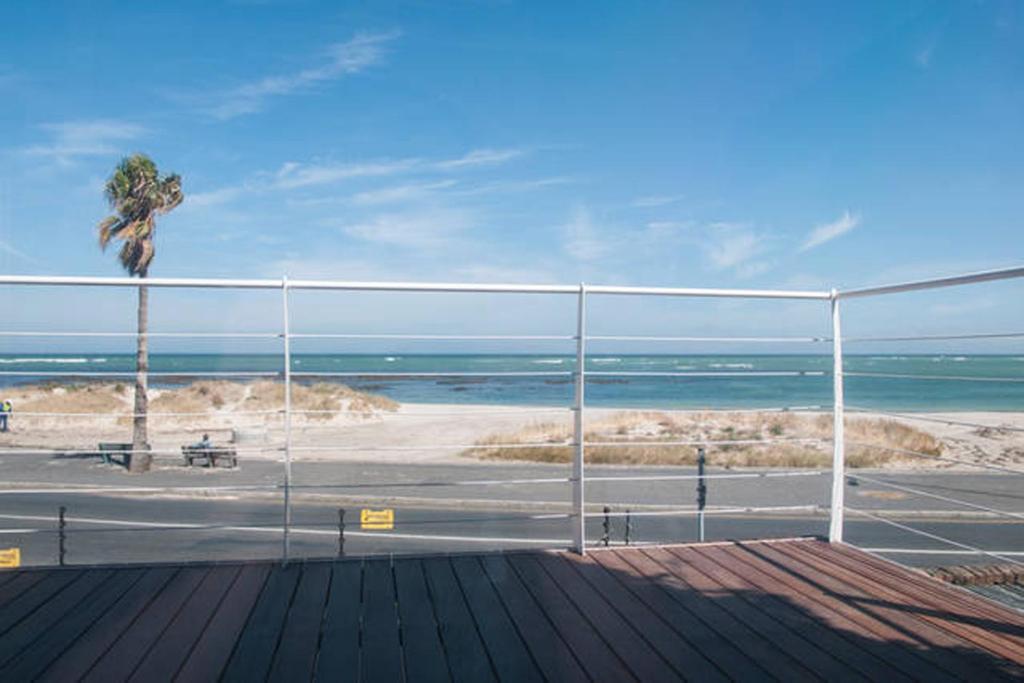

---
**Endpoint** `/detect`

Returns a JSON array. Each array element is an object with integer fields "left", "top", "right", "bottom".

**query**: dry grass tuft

[{"left": 464, "top": 410, "right": 943, "bottom": 468}]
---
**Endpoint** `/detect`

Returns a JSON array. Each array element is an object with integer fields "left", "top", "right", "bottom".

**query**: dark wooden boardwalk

[{"left": 1, "top": 538, "right": 1022, "bottom": 681}]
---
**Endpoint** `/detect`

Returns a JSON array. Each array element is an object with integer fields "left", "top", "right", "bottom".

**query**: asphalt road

[
  {"left": 0, "top": 490, "right": 1021, "bottom": 569},
  {"left": 0, "top": 455, "right": 1020, "bottom": 569}
]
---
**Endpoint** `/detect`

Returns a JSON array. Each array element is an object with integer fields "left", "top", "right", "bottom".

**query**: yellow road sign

[
  {"left": 360, "top": 508, "right": 394, "bottom": 530},
  {"left": 0, "top": 548, "right": 20, "bottom": 568}
]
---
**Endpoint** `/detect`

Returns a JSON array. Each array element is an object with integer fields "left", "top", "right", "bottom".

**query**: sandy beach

[{"left": 0, "top": 380, "right": 1020, "bottom": 471}]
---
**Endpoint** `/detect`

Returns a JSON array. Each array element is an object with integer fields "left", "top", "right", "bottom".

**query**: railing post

[
  {"left": 829, "top": 289, "right": 845, "bottom": 543},
  {"left": 58, "top": 505, "right": 66, "bottom": 566},
  {"left": 572, "top": 283, "right": 587, "bottom": 554},
  {"left": 281, "top": 276, "right": 293, "bottom": 563},
  {"left": 696, "top": 446, "right": 707, "bottom": 542}
]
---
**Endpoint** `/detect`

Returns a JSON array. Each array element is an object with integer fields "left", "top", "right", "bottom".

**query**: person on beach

[
  {"left": 194, "top": 433, "right": 212, "bottom": 449},
  {"left": 0, "top": 400, "right": 9, "bottom": 432}
]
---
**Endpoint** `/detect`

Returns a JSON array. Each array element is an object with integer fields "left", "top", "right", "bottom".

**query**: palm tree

[{"left": 98, "top": 154, "right": 183, "bottom": 473}]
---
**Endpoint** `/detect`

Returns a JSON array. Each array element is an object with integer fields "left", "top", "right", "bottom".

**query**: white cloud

[
  {"left": 454, "top": 176, "right": 571, "bottom": 196},
  {"left": 799, "top": 210, "right": 860, "bottom": 252},
  {"left": 190, "top": 32, "right": 400, "bottom": 120},
  {"left": 702, "top": 222, "right": 764, "bottom": 270},
  {"left": 190, "top": 148, "right": 527, "bottom": 205},
  {"left": 273, "top": 157, "right": 423, "bottom": 189},
  {"left": 349, "top": 180, "right": 457, "bottom": 206},
  {"left": 563, "top": 205, "right": 608, "bottom": 261},
  {"left": 0, "top": 238, "right": 38, "bottom": 265},
  {"left": 22, "top": 120, "right": 147, "bottom": 165},
  {"left": 644, "top": 220, "right": 692, "bottom": 239},
  {"left": 340, "top": 207, "right": 476, "bottom": 249},
  {"left": 632, "top": 194, "right": 684, "bottom": 208},
  {"left": 434, "top": 148, "right": 524, "bottom": 170},
  {"left": 185, "top": 186, "right": 249, "bottom": 208}
]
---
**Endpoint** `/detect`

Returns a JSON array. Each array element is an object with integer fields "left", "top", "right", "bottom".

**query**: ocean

[{"left": 1, "top": 353, "right": 1022, "bottom": 411}]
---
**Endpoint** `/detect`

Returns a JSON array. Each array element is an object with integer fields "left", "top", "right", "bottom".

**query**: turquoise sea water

[{"left": 1, "top": 354, "right": 1022, "bottom": 411}]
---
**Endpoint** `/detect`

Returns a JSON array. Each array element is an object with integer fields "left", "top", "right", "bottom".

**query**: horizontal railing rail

[{"left": 0, "top": 266, "right": 1021, "bottom": 565}]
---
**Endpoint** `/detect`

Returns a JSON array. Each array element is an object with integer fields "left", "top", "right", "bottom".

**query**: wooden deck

[{"left": 1, "top": 538, "right": 1022, "bottom": 681}]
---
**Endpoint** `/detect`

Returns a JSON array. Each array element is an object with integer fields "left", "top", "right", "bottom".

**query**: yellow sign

[
  {"left": 361, "top": 508, "right": 394, "bottom": 530},
  {"left": 0, "top": 548, "right": 20, "bottom": 568}
]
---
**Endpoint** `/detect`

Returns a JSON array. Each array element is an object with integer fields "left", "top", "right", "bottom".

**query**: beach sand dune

[{"left": 0, "top": 381, "right": 1020, "bottom": 471}]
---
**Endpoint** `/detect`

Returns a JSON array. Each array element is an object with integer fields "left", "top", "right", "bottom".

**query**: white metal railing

[{"left": 0, "top": 266, "right": 1021, "bottom": 564}]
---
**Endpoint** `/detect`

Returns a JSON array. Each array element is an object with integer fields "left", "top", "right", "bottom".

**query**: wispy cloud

[
  {"left": 701, "top": 222, "right": 768, "bottom": 275},
  {"left": 799, "top": 210, "right": 860, "bottom": 252},
  {"left": 644, "top": 220, "right": 692, "bottom": 239},
  {"left": 190, "top": 148, "right": 526, "bottom": 205},
  {"left": 632, "top": 194, "right": 684, "bottom": 208},
  {"left": 349, "top": 180, "right": 458, "bottom": 206},
  {"left": 273, "top": 157, "right": 422, "bottom": 190},
  {"left": 563, "top": 205, "right": 608, "bottom": 261},
  {"left": 434, "top": 148, "right": 524, "bottom": 170},
  {"left": 914, "top": 35, "right": 939, "bottom": 68},
  {"left": 340, "top": 207, "right": 476, "bottom": 249},
  {"left": 0, "top": 238, "right": 38, "bottom": 265},
  {"left": 21, "top": 120, "right": 147, "bottom": 166},
  {"left": 186, "top": 32, "right": 400, "bottom": 120}
]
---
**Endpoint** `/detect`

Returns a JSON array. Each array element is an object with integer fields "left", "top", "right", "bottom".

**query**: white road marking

[
  {"left": 0, "top": 512, "right": 569, "bottom": 545},
  {"left": 860, "top": 547, "right": 1024, "bottom": 556}
]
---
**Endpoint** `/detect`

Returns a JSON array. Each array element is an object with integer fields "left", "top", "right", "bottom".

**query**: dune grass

[
  {"left": 10, "top": 379, "right": 397, "bottom": 427},
  {"left": 463, "top": 410, "right": 942, "bottom": 468}
]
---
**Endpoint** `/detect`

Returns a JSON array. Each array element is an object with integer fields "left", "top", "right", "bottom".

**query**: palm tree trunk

[{"left": 129, "top": 274, "right": 150, "bottom": 473}]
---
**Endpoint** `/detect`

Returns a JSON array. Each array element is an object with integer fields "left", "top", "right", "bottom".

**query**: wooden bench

[
  {"left": 181, "top": 445, "right": 238, "bottom": 468},
  {"left": 97, "top": 442, "right": 149, "bottom": 468}
]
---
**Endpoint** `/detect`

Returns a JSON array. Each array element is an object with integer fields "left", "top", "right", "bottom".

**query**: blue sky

[{"left": 0, "top": 0, "right": 1022, "bottom": 348}]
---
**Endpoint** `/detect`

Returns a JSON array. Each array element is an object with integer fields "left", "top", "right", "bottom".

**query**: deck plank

[
  {"left": 832, "top": 542, "right": 1024, "bottom": 627},
  {"left": 507, "top": 553, "right": 638, "bottom": 683},
  {"left": 480, "top": 554, "right": 589, "bottom": 683},
  {"left": 768, "top": 541, "right": 1024, "bottom": 681},
  {"left": 38, "top": 567, "right": 179, "bottom": 682},
  {"left": 588, "top": 549, "right": 743, "bottom": 681},
  {"left": 2, "top": 539, "right": 1022, "bottom": 681},
  {"left": 360, "top": 558, "right": 404, "bottom": 683},
  {"left": 785, "top": 541, "right": 1024, "bottom": 663},
  {"left": 0, "top": 568, "right": 122, "bottom": 675},
  {"left": 450, "top": 555, "right": 543, "bottom": 683},
  {"left": 669, "top": 544, "right": 871, "bottom": 681},
  {"left": 536, "top": 552, "right": 684, "bottom": 682},
  {"left": 421, "top": 556, "right": 497, "bottom": 683},
  {"left": 714, "top": 543, "right": 930, "bottom": 682},
  {"left": 313, "top": 560, "right": 363, "bottom": 681},
  {"left": 0, "top": 571, "right": 47, "bottom": 610},
  {"left": 174, "top": 564, "right": 271, "bottom": 682},
  {"left": 220, "top": 562, "right": 301, "bottom": 683},
  {"left": 643, "top": 546, "right": 822, "bottom": 680},
  {"left": 129, "top": 565, "right": 242, "bottom": 682},
  {"left": 1, "top": 568, "right": 145, "bottom": 680},
  {"left": 0, "top": 569, "right": 82, "bottom": 636},
  {"left": 268, "top": 562, "right": 332, "bottom": 682},
  {"left": 819, "top": 542, "right": 1024, "bottom": 650},
  {"left": 394, "top": 559, "right": 450, "bottom": 683},
  {"left": 82, "top": 566, "right": 210, "bottom": 682}
]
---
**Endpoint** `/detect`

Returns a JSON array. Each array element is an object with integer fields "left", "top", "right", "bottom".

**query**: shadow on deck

[{"left": 0, "top": 538, "right": 1022, "bottom": 681}]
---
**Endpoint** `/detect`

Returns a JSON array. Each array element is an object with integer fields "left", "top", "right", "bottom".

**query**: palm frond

[{"left": 97, "top": 153, "right": 183, "bottom": 277}]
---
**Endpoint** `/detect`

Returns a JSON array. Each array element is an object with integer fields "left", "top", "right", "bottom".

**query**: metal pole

[
  {"left": 601, "top": 506, "right": 610, "bottom": 547},
  {"left": 338, "top": 508, "right": 346, "bottom": 557},
  {"left": 281, "top": 277, "right": 293, "bottom": 563},
  {"left": 829, "top": 290, "right": 846, "bottom": 543},
  {"left": 58, "top": 505, "right": 66, "bottom": 566},
  {"left": 572, "top": 283, "right": 587, "bottom": 554},
  {"left": 697, "top": 447, "right": 707, "bottom": 542}
]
